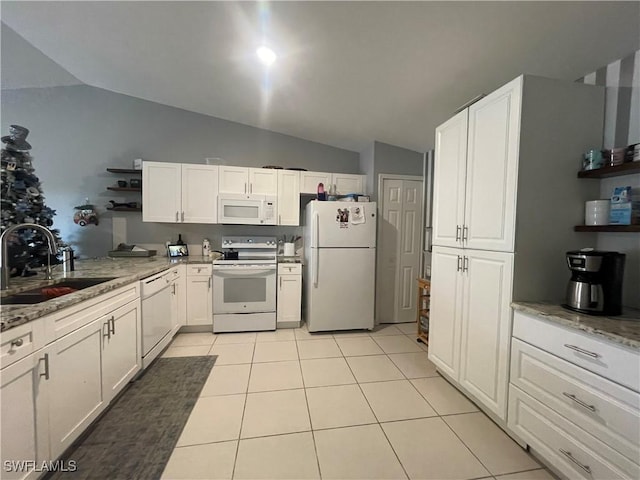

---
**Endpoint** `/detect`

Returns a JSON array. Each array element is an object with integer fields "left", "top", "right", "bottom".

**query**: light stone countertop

[
  {"left": 0, "top": 256, "right": 213, "bottom": 332},
  {"left": 512, "top": 301, "right": 640, "bottom": 350}
]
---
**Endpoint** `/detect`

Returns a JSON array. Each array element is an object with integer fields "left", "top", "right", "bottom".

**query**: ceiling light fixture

[{"left": 256, "top": 46, "right": 277, "bottom": 66}]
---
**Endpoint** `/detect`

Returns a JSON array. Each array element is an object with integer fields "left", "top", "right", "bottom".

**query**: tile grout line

[{"left": 230, "top": 340, "right": 255, "bottom": 480}]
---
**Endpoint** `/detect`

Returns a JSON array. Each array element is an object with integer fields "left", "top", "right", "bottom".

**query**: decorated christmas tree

[{"left": 1, "top": 125, "right": 62, "bottom": 277}]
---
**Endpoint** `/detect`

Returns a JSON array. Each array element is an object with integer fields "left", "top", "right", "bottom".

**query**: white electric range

[{"left": 212, "top": 236, "right": 277, "bottom": 333}]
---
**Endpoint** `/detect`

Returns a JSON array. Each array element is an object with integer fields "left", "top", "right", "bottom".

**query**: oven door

[{"left": 213, "top": 264, "right": 277, "bottom": 313}]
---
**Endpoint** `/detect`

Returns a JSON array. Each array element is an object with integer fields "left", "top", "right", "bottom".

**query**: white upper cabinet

[
  {"left": 333, "top": 173, "right": 365, "bottom": 195},
  {"left": 432, "top": 77, "right": 521, "bottom": 252},
  {"left": 143, "top": 161, "right": 218, "bottom": 223},
  {"left": 433, "top": 110, "right": 468, "bottom": 248},
  {"left": 218, "top": 166, "right": 249, "bottom": 194},
  {"left": 182, "top": 165, "right": 219, "bottom": 223},
  {"left": 142, "top": 161, "right": 182, "bottom": 223},
  {"left": 218, "top": 166, "right": 278, "bottom": 195},
  {"left": 464, "top": 80, "right": 521, "bottom": 251},
  {"left": 249, "top": 168, "right": 278, "bottom": 195},
  {"left": 300, "top": 171, "right": 365, "bottom": 195},
  {"left": 300, "top": 171, "right": 332, "bottom": 195},
  {"left": 277, "top": 170, "right": 300, "bottom": 225}
]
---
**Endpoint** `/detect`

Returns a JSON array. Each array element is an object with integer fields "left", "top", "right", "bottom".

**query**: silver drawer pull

[
  {"left": 40, "top": 353, "right": 50, "bottom": 380},
  {"left": 10, "top": 338, "right": 24, "bottom": 347},
  {"left": 559, "top": 449, "right": 592, "bottom": 475},
  {"left": 562, "top": 392, "right": 596, "bottom": 413},
  {"left": 563, "top": 344, "right": 600, "bottom": 358}
]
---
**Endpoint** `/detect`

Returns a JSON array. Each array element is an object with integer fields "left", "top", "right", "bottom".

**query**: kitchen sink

[{"left": 1, "top": 277, "right": 117, "bottom": 305}]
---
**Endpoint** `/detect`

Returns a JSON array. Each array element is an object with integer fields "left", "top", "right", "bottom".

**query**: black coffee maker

[{"left": 563, "top": 250, "right": 625, "bottom": 316}]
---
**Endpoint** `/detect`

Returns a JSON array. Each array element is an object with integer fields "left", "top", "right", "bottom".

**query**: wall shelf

[
  {"left": 577, "top": 162, "right": 640, "bottom": 179},
  {"left": 416, "top": 278, "right": 430, "bottom": 345},
  {"left": 574, "top": 225, "right": 640, "bottom": 232},
  {"left": 107, "top": 187, "right": 142, "bottom": 192},
  {"left": 106, "top": 207, "right": 142, "bottom": 212},
  {"left": 106, "top": 168, "right": 142, "bottom": 174}
]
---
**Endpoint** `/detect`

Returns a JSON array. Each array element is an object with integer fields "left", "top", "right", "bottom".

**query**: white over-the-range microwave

[{"left": 218, "top": 193, "right": 277, "bottom": 225}]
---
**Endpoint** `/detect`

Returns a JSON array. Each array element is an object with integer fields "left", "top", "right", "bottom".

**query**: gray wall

[
  {"left": 1, "top": 85, "right": 359, "bottom": 257},
  {"left": 578, "top": 49, "right": 640, "bottom": 310},
  {"left": 362, "top": 141, "right": 424, "bottom": 202}
]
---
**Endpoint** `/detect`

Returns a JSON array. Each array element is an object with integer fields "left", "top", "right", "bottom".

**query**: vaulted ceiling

[{"left": 2, "top": 1, "right": 638, "bottom": 152}]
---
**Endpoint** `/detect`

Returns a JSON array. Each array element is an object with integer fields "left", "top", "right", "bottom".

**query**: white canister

[
  {"left": 283, "top": 243, "right": 295, "bottom": 257},
  {"left": 585, "top": 200, "right": 610, "bottom": 226},
  {"left": 202, "top": 238, "right": 211, "bottom": 257}
]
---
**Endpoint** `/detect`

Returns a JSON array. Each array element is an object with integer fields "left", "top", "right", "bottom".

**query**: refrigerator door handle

[{"left": 313, "top": 213, "right": 320, "bottom": 287}]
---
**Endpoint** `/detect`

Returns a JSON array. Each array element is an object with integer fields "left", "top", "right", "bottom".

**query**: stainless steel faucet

[{"left": 0, "top": 223, "right": 59, "bottom": 290}]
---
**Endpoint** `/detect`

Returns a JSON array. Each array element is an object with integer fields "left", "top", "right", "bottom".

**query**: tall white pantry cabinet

[{"left": 428, "top": 75, "right": 604, "bottom": 422}]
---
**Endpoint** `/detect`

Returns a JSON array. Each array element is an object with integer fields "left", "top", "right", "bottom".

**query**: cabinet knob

[{"left": 11, "top": 338, "right": 24, "bottom": 347}]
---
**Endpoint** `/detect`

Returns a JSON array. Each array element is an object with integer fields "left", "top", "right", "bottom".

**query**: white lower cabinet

[
  {"left": 277, "top": 264, "right": 302, "bottom": 328},
  {"left": 172, "top": 265, "right": 187, "bottom": 330},
  {"left": 47, "top": 318, "right": 105, "bottom": 459},
  {"left": 0, "top": 351, "right": 50, "bottom": 480},
  {"left": 1, "top": 285, "right": 143, "bottom": 475},
  {"left": 101, "top": 300, "right": 141, "bottom": 402},
  {"left": 509, "top": 386, "right": 639, "bottom": 479},
  {"left": 186, "top": 264, "right": 213, "bottom": 326},
  {"left": 428, "top": 246, "right": 513, "bottom": 420},
  {"left": 508, "top": 310, "right": 640, "bottom": 479},
  {"left": 48, "top": 299, "right": 141, "bottom": 459}
]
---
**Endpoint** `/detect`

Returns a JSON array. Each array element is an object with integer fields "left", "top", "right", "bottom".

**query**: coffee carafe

[{"left": 563, "top": 250, "right": 625, "bottom": 316}]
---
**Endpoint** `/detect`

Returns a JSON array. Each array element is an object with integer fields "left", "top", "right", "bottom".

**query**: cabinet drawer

[
  {"left": 186, "top": 264, "right": 212, "bottom": 276},
  {"left": 508, "top": 386, "right": 639, "bottom": 480},
  {"left": 513, "top": 311, "right": 640, "bottom": 392},
  {"left": 511, "top": 338, "right": 640, "bottom": 463},
  {"left": 46, "top": 283, "right": 139, "bottom": 340},
  {"left": 0, "top": 318, "right": 45, "bottom": 369},
  {"left": 278, "top": 264, "right": 302, "bottom": 275}
]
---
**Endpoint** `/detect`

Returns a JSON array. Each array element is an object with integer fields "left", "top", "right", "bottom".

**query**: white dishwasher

[{"left": 141, "top": 269, "right": 173, "bottom": 368}]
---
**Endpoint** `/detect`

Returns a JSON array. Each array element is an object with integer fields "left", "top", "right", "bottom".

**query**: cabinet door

[
  {"left": 432, "top": 110, "right": 468, "bottom": 248},
  {"left": 48, "top": 319, "right": 105, "bottom": 459},
  {"left": 277, "top": 170, "right": 300, "bottom": 225},
  {"left": 459, "top": 249, "right": 513, "bottom": 420},
  {"left": 186, "top": 275, "right": 213, "bottom": 326},
  {"left": 300, "top": 171, "right": 331, "bottom": 194},
  {"left": 218, "top": 166, "right": 248, "bottom": 194},
  {"left": 427, "top": 246, "right": 464, "bottom": 380},
  {"left": 464, "top": 78, "right": 521, "bottom": 252},
  {"left": 1, "top": 352, "right": 49, "bottom": 480},
  {"left": 173, "top": 268, "right": 187, "bottom": 329},
  {"left": 249, "top": 168, "right": 278, "bottom": 195},
  {"left": 277, "top": 274, "right": 302, "bottom": 326},
  {"left": 333, "top": 173, "right": 364, "bottom": 195},
  {"left": 182, "top": 164, "right": 219, "bottom": 223},
  {"left": 102, "top": 301, "right": 140, "bottom": 403},
  {"left": 142, "top": 161, "right": 181, "bottom": 222}
]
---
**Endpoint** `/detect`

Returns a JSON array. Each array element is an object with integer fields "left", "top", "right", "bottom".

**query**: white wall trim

[{"left": 377, "top": 173, "right": 423, "bottom": 192}]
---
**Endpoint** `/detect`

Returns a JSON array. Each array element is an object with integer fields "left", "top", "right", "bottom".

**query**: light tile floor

[{"left": 161, "top": 324, "right": 554, "bottom": 480}]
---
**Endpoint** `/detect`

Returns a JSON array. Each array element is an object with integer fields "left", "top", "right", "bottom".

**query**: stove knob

[{"left": 248, "top": 239, "right": 253, "bottom": 243}]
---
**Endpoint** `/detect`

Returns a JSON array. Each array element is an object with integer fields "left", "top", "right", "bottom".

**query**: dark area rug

[{"left": 48, "top": 355, "right": 216, "bottom": 480}]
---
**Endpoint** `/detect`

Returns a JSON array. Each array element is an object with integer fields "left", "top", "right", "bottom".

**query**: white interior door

[{"left": 376, "top": 176, "right": 423, "bottom": 324}]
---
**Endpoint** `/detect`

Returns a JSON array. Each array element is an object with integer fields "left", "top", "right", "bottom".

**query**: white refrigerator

[{"left": 303, "top": 201, "right": 376, "bottom": 332}]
